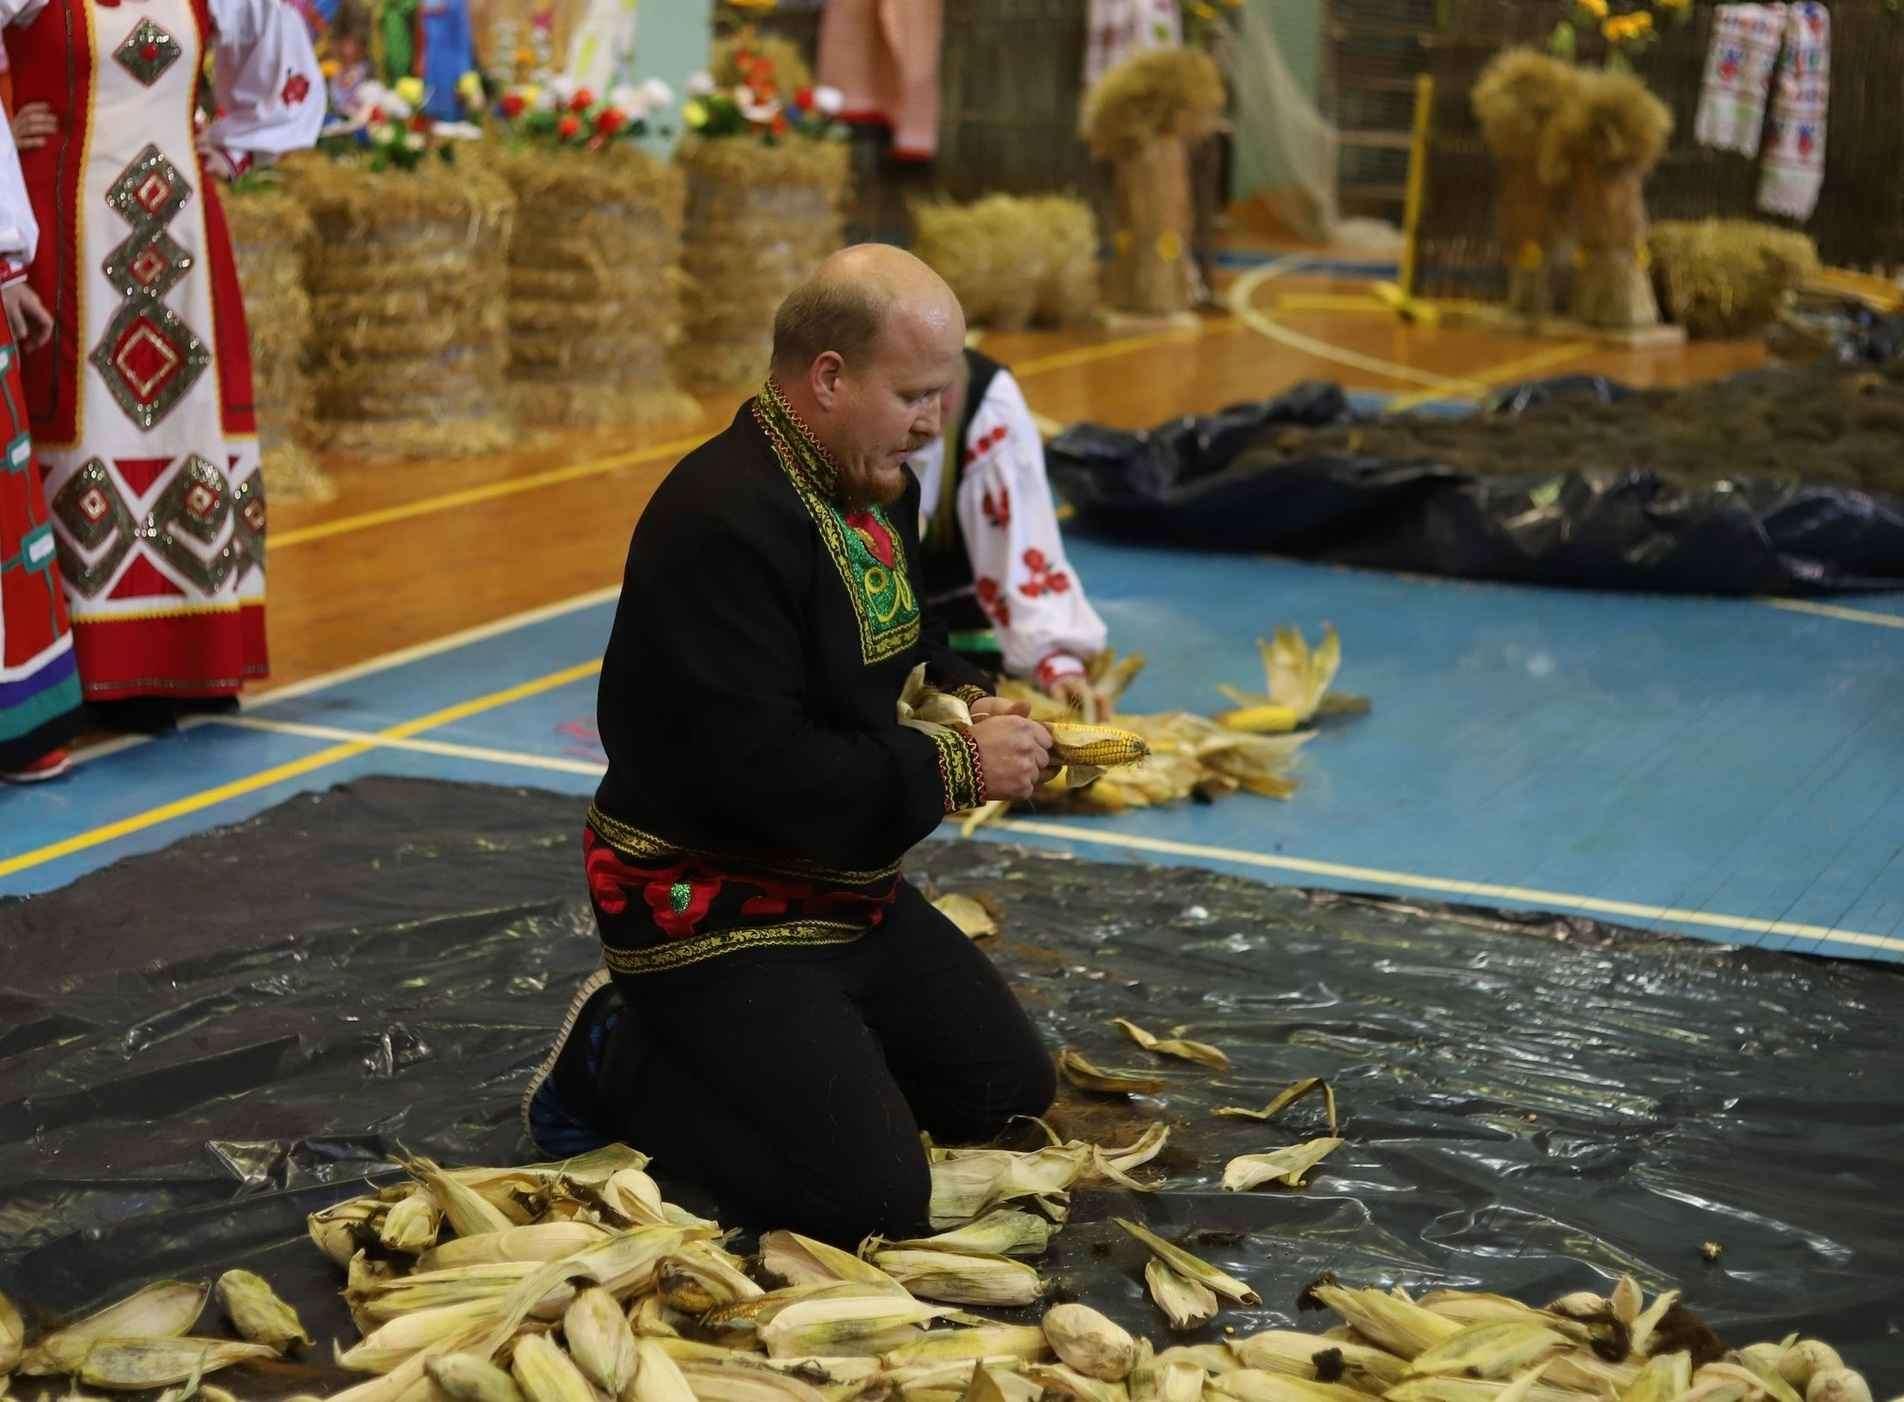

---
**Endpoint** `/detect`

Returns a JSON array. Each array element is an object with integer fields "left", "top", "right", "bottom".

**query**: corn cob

[
  {"left": 870, "top": 1250, "right": 1044, "bottom": 1308},
  {"left": 1111, "top": 1019, "right": 1229, "bottom": 1071},
  {"left": 215, "top": 1269, "right": 311, "bottom": 1354},
  {"left": 427, "top": 1352, "right": 527, "bottom": 1402},
  {"left": 1809, "top": 1371, "right": 1873, "bottom": 1402},
  {"left": 1115, "top": 1219, "right": 1260, "bottom": 1306},
  {"left": 965, "top": 1362, "right": 1046, "bottom": 1402},
  {"left": 23, "top": 1282, "right": 209, "bottom": 1374},
  {"left": 1043, "top": 1304, "right": 1137, "bottom": 1383},
  {"left": 1215, "top": 705, "right": 1302, "bottom": 734},
  {"left": 630, "top": 1293, "right": 682, "bottom": 1339},
  {"left": 659, "top": 1250, "right": 763, "bottom": 1313},
  {"left": 379, "top": 1192, "right": 445, "bottom": 1255},
  {"left": 631, "top": 1339, "right": 700, "bottom": 1402},
  {"left": 1046, "top": 722, "right": 1149, "bottom": 768},
  {"left": 761, "top": 1232, "right": 906, "bottom": 1292},
  {"left": 1144, "top": 1260, "right": 1216, "bottom": 1333},
  {"left": 1780, "top": 1345, "right": 1845, "bottom": 1390},
  {"left": 884, "top": 1210, "right": 1055, "bottom": 1259},
  {"left": 339, "top": 1299, "right": 510, "bottom": 1374},
  {"left": 39, "top": 1336, "right": 279, "bottom": 1389},
  {"left": 1025, "top": 1361, "right": 1131, "bottom": 1402},
  {"left": 1408, "top": 1322, "right": 1571, "bottom": 1380},
  {"left": 1305, "top": 1284, "right": 1460, "bottom": 1359},
  {"left": 510, "top": 1333, "right": 597, "bottom": 1402},
  {"left": 1226, "top": 1331, "right": 1407, "bottom": 1387},
  {"left": 1156, "top": 1346, "right": 1241, "bottom": 1376},
  {"left": 562, "top": 1287, "right": 638, "bottom": 1396},
  {"left": 309, "top": 1196, "right": 386, "bottom": 1267},
  {"left": 1208, "top": 1370, "right": 1373, "bottom": 1402},
  {"left": 758, "top": 1293, "right": 949, "bottom": 1359},
  {"left": 420, "top": 1223, "right": 613, "bottom": 1272},
  {"left": 884, "top": 1327, "right": 1052, "bottom": 1368},
  {"left": 404, "top": 1156, "right": 516, "bottom": 1238},
  {"left": 1620, "top": 1352, "right": 1693, "bottom": 1402},
  {"left": 677, "top": 1358, "right": 835, "bottom": 1402}
]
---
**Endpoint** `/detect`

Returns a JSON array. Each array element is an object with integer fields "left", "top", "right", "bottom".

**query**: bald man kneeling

[{"left": 520, "top": 246, "right": 1059, "bottom": 1244}]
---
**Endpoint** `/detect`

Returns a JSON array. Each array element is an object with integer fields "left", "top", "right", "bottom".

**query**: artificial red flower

[
  {"left": 557, "top": 113, "right": 582, "bottom": 140},
  {"left": 570, "top": 88, "right": 595, "bottom": 112},
  {"left": 793, "top": 85, "right": 814, "bottom": 108},
  {"left": 367, "top": 104, "right": 385, "bottom": 122},
  {"left": 596, "top": 106, "right": 626, "bottom": 135},
  {"left": 409, "top": 113, "right": 431, "bottom": 132},
  {"left": 498, "top": 92, "right": 526, "bottom": 119},
  {"left": 771, "top": 111, "right": 789, "bottom": 135}
]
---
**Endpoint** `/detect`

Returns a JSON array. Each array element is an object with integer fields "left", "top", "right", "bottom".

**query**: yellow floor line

[
  {"left": 1383, "top": 340, "right": 1596, "bottom": 414},
  {"left": 1757, "top": 598, "right": 1904, "bottom": 630},
  {"left": 1228, "top": 261, "right": 1472, "bottom": 392},
  {"left": 989, "top": 817, "right": 1904, "bottom": 954},
  {"left": 272, "top": 436, "right": 708, "bottom": 550},
  {"left": 216, "top": 715, "right": 608, "bottom": 776},
  {"left": 0, "top": 659, "right": 603, "bottom": 879},
  {"left": 1012, "top": 320, "right": 1241, "bottom": 378}
]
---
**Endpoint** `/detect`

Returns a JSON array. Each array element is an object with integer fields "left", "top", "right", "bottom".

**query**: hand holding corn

[{"left": 970, "top": 716, "right": 1055, "bottom": 799}]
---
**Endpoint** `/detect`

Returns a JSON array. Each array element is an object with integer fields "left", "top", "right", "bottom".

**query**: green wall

[
  {"left": 633, "top": 0, "right": 711, "bottom": 152},
  {"left": 1228, "top": 0, "right": 1324, "bottom": 201}
]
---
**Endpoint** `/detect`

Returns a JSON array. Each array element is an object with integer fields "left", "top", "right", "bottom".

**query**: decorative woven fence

[{"left": 1414, "top": 0, "right": 1904, "bottom": 302}]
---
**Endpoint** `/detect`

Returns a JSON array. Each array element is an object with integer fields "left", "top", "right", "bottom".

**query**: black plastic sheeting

[
  {"left": 3, "top": 777, "right": 1902, "bottom": 1395},
  {"left": 1045, "top": 375, "right": 1904, "bottom": 594}
]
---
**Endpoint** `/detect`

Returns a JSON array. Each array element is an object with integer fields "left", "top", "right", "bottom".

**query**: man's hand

[
  {"left": 10, "top": 102, "right": 57, "bottom": 151},
  {"left": 969, "top": 715, "right": 1052, "bottom": 801},
  {"left": 969, "top": 695, "right": 1030, "bottom": 721},
  {"left": 2, "top": 283, "right": 53, "bottom": 352}
]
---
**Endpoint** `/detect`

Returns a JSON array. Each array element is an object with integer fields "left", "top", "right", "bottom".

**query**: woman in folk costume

[
  {"left": 1, "top": 113, "right": 83, "bottom": 782},
  {"left": 3, "top": 0, "right": 322, "bottom": 726},
  {"left": 909, "top": 348, "right": 1110, "bottom": 715}
]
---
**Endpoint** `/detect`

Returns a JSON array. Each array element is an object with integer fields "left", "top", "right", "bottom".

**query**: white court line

[
  {"left": 213, "top": 714, "right": 607, "bottom": 777},
  {"left": 1757, "top": 598, "right": 1904, "bottom": 631},
  {"left": 986, "top": 816, "right": 1904, "bottom": 956},
  {"left": 69, "top": 584, "right": 623, "bottom": 769}
]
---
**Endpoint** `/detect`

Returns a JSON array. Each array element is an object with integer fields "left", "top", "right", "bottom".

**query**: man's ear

[{"left": 810, "top": 351, "right": 846, "bottom": 410}]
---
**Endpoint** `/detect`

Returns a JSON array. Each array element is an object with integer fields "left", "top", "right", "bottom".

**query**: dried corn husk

[
  {"left": 428, "top": 1352, "right": 527, "bottom": 1402},
  {"left": 1112, "top": 1020, "right": 1228, "bottom": 1071},
  {"left": 1306, "top": 1284, "right": 1460, "bottom": 1359},
  {"left": 633, "top": 1338, "right": 701, "bottom": 1402},
  {"left": 563, "top": 1288, "right": 638, "bottom": 1396},
  {"left": 658, "top": 1250, "right": 763, "bottom": 1313},
  {"left": 405, "top": 1156, "right": 517, "bottom": 1237},
  {"left": 1044, "top": 1305, "right": 1137, "bottom": 1383},
  {"left": 24, "top": 1283, "right": 209, "bottom": 1374},
  {"left": 2, "top": 1289, "right": 24, "bottom": 1375},
  {"left": 762, "top": 1233, "right": 906, "bottom": 1293},
  {"left": 1213, "top": 1079, "right": 1339, "bottom": 1136},
  {"left": 1622, "top": 1352, "right": 1693, "bottom": 1402},
  {"left": 1807, "top": 1371, "right": 1873, "bottom": 1402},
  {"left": 421, "top": 1223, "right": 614, "bottom": 1271},
  {"left": 1221, "top": 1139, "right": 1343, "bottom": 1193},
  {"left": 39, "top": 1337, "right": 278, "bottom": 1390},
  {"left": 932, "top": 894, "right": 999, "bottom": 939},
  {"left": 1058, "top": 1050, "right": 1167, "bottom": 1096},
  {"left": 966, "top": 1362, "right": 1047, "bottom": 1402},
  {"left": 1145, "top": 1260, "right": 1217, "bottom": 1332},
  {"left": 678, "top": 1358, "right": 835, "bottom": 1402},
  {"left": 1409, "top": 1322, "right": 1570, "bottom": 1380},
  {"left": 758, "top": 1294, "right": 950, "bottom": 1360},
  {"left": 1208, "top": 1371, "right": 1373, "bottom": 1402},
  {"left": 340, "top": 1299, "right": 511, "bottom": 1374},
  {"left": 510, "top": 1333, "right": 596, "bottom": 1402},
  {"left": 1115, "top": 1220, "right": 1259, "bottom": 1306},
  {"left": 1026, "top": 1362, "right": 1131, "bottom": 1402}
]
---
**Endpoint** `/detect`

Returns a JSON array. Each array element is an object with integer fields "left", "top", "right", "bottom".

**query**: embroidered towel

[
  {"left": 1694, "top": 3, "right": 1787, "bottom": 154},
  {"left": 1757, "top": 1, "right": 1830, "bottom": 220}
]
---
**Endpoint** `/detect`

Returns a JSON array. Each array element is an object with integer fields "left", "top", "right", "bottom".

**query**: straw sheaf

[
  {"left": 224, "top": 187, "right": 332, "bottom": 502},
  {"left": 913, "top": 193, "right": 1100, "bottom": 330},
  {"left": 1649, "top": 218, "right": 1819, "bottom": 338},
  {"left": 1081, "top": 47, "right": 1226, "bottom": 160},
  {"left": 1538, "top": 67, "right": 1672, "bottom": 183},
  {"left": 1472, "top": 48, "right": 1587, "bottom": 169},
  {"left": 676, "top": 135, "right": 851, "bottom": 192}
]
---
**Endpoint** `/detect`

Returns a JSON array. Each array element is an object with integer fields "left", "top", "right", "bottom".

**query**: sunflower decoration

[{"left": 1549, "top": 0, "right": 1690, "bottom": 67}]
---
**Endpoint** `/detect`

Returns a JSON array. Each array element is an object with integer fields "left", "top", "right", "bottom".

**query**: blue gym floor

[{"left": 5, "top": 540, "right": 1901, "bottom": 963}]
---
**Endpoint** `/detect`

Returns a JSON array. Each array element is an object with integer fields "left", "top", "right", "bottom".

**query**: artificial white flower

[
  {"left": 433, "top": 120, "right": 485, "bottom": 141},
  {"left": 639, "top": 77, "right": 674, "bottom": 109},
  {"left": 402, "top": 131, "right": 426, "bottom": 151},
  {"left": 813, "top": 85, "right": 844, "bottom": 115},
  {"left": 685, "top": 69, "right": 715, "bottom": 97},
  {"left": 547, "top": 75, "right": 577, "bottom": 107},
  {"left": 738, "top": 93, "right": 780, "bottom": 124},
  {"left": 609, "top": 83, "right": 644, "bottom": 116},
  {"left": 370, "top": 122, "right": 398, "bottom": 144}
]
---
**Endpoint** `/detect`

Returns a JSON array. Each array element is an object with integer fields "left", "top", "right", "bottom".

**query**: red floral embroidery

[
  {"left": 962, "top": 423, "right": 1008, "bottom": 468},
  {"left": 975, "top": 576, "right": 1012, "bottom": 628},
  {"left": 844, "top": 510, "right": 896, "bottom": 567},
  {"left": 582, "top": 828, "right": 643, "bottom": 916},
  {"left": 982, "top": 485, "right": 1011, "bottom": 529},
  {"left": 282, "top": 71, "right": 312, "bottom": 106},
  {"left": 644, "top": 876, "right": 721, "bottom": 938},
  {"left": 1017, "top": 546, "right": 1071, "bottom": 600}
]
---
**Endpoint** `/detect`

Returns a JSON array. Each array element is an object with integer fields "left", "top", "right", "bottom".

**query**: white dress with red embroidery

[
  {"left": 3, "top": 0, "right": 321, "bottom": 701},
  {"left": 911, "top": 367, "right": 1107, "bottom": 690}
]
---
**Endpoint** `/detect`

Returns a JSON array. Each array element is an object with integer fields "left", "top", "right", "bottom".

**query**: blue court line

[{"left": 1213, "top": 250, "right": 1401, "bottom": 279}]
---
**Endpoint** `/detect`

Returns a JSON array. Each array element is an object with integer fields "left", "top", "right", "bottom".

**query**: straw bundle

[
  {"left": 1081, "top": 48, "right": 1225, "bottom": 318},
  {"left": 912, "top": 194, "right": 1100, "bottom": 331},
  {"left": 223, "top": 185, "right": 333, "bottom": 503},
  {"left": 1541, "top": 67, "right": 1673, "bottom": 329},
  {"left": 1471, "top": 48, "right": 1584, "bottom": 320},
  {"left": 673, "top": 136, "right": 850, "bottom": 392},
  {"left": 282, "top": 151, "right": 518, "bottom": 458},
  {"left": 482, "top": 144, "right": 697, "bottom": 430},
  {"left": 1649, "top": 219, "right": 1819, "bottom": 339}
]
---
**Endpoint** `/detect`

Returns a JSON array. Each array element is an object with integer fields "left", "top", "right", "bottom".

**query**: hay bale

[
  {"left": 1649, "top": 219, "right": 1820, "bottom": 339},
  {"left": 281, "top": 151, "right": 518, "bottom": 459},
  {"left": 481, "top": 144, "right": 698, "bottom": 430},
  {"left": 912, "top": 193, "right": 1099, "bottom": 330},
  {"left": 673, "top": 136, "right": 849, "bottom": 392},
  {"left": 224, "top": 185, "right": 333, "bottom": 503}
]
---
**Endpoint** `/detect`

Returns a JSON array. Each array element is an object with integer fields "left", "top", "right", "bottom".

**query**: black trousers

[{"left": 605, "top": 880, "right": 1056, "bottom": 1246}]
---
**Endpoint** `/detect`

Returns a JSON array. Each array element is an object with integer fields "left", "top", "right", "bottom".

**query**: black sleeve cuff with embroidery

[
  {"left": 926, "top": 725, "right": 986, "bottom": 813},
  {"left": 954, "top": 684, "right": 991, "bottom": 708}
]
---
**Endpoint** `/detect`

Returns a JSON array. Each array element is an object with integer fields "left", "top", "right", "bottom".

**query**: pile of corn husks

[
  {"left": 960, "top": 627, "right": 1369, "bottom": 831},
  {"left": 2, "top": 1127, "right": 1886, "bottom": 1402}
]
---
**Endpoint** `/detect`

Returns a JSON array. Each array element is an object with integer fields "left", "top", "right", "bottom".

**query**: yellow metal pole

[{"left": 1398, "top": 71, "right": 1436, "bottom": 302}]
